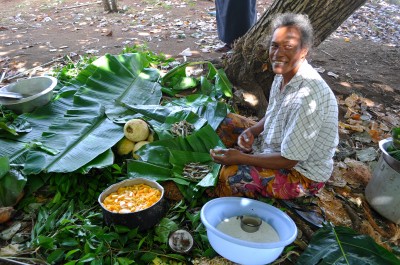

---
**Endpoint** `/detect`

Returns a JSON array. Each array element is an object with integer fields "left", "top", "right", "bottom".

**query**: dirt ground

[{"left": 1, "top": 0, "right": 399, "bottom": 111}]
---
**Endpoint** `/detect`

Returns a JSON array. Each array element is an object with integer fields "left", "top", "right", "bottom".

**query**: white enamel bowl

[
  {"left": 200, "top": 197, "right": 297, "bottom": 265},
  {"left": 0, "top": 76, "right": 57, "bottom": 114}
]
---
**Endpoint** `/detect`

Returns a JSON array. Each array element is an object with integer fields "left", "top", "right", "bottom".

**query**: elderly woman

[{"left": 211, "top": 13, "right": 339, "bottom": 200}]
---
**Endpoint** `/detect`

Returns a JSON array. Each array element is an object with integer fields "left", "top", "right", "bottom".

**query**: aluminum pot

[
  {"left": 0, "top": 76, "right": 57, "bottom": 114},
  {"left": 365, "top": 138, "right": 400, "bottom": 224},
  {"left": 98, "top": 178, "right": 166, "bottom": 231}
]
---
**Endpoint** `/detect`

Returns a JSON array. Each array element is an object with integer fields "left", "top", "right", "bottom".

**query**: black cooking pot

[{"left": 98, "top": 178, "right": 166, "bottom": 231}]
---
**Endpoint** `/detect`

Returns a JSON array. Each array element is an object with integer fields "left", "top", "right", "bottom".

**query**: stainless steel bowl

[
  {"left": 240, "top": 215, "right": 262, "bottom": 233},
  {"left": 0, "top": 76, "right": 57, "bottom": 114}
]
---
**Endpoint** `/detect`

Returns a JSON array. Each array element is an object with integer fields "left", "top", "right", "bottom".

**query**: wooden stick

[
  {"left": 321, "top": 50, "right": 334, "bottom": 58},
  {"left": 58, "top": 1, "right": 102, "bottom": 10},
  {"left": 0, "top": 71, "right": 6, "bottom": 84},
  {"left": 4, "top": 58, "right": 63, "bottom": 82}
]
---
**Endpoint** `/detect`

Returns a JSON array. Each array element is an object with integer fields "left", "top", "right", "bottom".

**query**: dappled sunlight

[
  {"left": 339, "top": 81, "right": 352, "bottom": 88},
  {"left": 138, "top": 32, "right": 151, "bottom": 37},
  {"left": 337, "top": 79, "right": 396, "bottom": 107},
  {"left": 242, "top": 92, "right": 259, "bottom": 107},
  {"left": 308, "top": 100, "right": 317, "bottom": 113},
  {"left": 139, "top": 72, "right": 151, "bottom": 80}
]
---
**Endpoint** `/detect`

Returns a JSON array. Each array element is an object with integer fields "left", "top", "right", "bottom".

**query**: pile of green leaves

[{"left": 22, "top": 167, "right": 214, "bottom": 265}]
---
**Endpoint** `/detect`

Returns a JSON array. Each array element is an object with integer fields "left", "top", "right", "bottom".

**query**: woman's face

[{"left": 269, "top": 26, "right": 308, "bottom": 81}]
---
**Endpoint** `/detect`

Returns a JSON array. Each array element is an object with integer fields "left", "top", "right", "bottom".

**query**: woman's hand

[
  {"left": 210, "top": 148, "right": 244, "bottom": 165},
  {"left": 237, "top": 129, "right": 254, "bottom": 152}
]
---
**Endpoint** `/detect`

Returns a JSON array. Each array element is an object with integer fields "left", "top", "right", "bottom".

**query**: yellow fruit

[
  {"left": 116, "top": 137, "right": 135, "bottom": 155},
  {"left": 124, "top": 119, "right": 150, "bottom": 142},
  {"left": 147, "top": 132, "right": 155, "bottom": 142},
  {"left": 133, "top": 141, "right": 149, "bottom": 152},
  {"left": 132, "top": 141, "right": 149, "bottom": 159}
]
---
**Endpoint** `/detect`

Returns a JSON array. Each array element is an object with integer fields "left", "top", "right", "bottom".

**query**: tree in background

[
  {"left": 225, "top": 0, "right": 367, "bottom": 117},
  {"left": 103, "top": 0, "right": 118, "bottom": 12}
]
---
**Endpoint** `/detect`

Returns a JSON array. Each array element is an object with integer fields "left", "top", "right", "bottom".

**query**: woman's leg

[{"left": 215, "top": 165, "right": 325, "bottom": 200}]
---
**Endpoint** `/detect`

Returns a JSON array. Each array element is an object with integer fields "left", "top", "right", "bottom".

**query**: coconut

[
  {"left": 124, "top": 119, "right": 150, "bottom": 142},
  {"left": 116, "top": 137, "right": 135, "bottom": 156}
]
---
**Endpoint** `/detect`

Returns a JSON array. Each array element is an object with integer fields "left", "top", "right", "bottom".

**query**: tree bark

[
  {"left": 225, "top": 0, "right": 367, "bottom": 118},
  {"left": 102, "top": 0, "right": 111, "bottom": 12},
  {"left": 110, "top": 0, "right": 118, "bottom": 12},
  {"left": 103, "top": 0, "right": 118, "bottom": 12}
]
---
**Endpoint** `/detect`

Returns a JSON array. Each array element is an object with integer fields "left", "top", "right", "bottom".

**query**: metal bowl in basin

[
  {"left": 0, "top": 76, "right": 57, "bottom": 114},
  {"left": 98, "top": 178, "right": 166, "bottom": 231},
  {"left": 200, "top": 197, "right": 297, "bottom": 265}
]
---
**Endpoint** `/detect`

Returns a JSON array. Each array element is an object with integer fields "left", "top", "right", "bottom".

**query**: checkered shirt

[{"left": 258, "top": 60, "right": 339, "bottom": 182}]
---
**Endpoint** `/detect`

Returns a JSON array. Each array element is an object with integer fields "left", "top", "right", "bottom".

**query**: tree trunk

[
  {"left": 110, "top": 0, "right": 118, "bottom": 12},
  {"left": 102, "top": 0, "right": 111, "bottom": 12},
  {"left": 226, "top": 0, "right": 367, "bottom": 118},
  {"left": 103, "top": 0, "right": 118, "bottom": 12}
]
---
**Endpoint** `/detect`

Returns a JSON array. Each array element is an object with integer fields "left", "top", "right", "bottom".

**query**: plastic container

[
  {"left": 200, "top": 197, "right": 297, "bottom": 265},
  {"left": 365, "top": 138, "right": 400, "bottom": 224},
  {"left": 0, "top": 76, "right": 57, "bottom": 114}
]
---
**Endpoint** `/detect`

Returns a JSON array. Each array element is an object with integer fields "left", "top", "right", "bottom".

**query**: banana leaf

[
  {"left": 169, "top": 150, "right": 219, "bottom": 187},
  {"left": 2, "top": 53, "right": 163, "bottom": 174},
  {"left": 296, "top": 224, "right": 400, "bottom": 265},
  {"left": 23, "top": 100, "right": 123, "bottom": 174},
  {"left": 127, "top": 160, "right": 186, "bottom": 184},
  {"left": 163, "top": 94, "right": 230, "bottom": 130},
  {"left": 157, "top": 110, "right": 207, "bottom": 140},
  {"left": 127, "top": 124, "right": 224, "bottom": 189},
  {"left": 106, "top": 103, "right": 181, "bottom": 124},
  {"left": 77, "top": 149, "right": 115, "bottom": 174},
  {"left": 106, "top": 96, "right": 229, "bottom": 138},
  {"left": 160, "top": 61, "right": 232, "bottom": 99},
  {"left": 0, "top": 84, "right": 78, "bottom": 165},
  {"left": 0, "top": 156, "right": 27, "bottom": 207}
]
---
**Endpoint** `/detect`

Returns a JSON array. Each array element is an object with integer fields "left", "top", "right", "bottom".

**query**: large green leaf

[
  {"left": 163, "top": 94, "right": 230, "bottom": 130},
  {"left": 127, "top": 124, "right": 224, "bottom": 188},
  {"left": 23, "top": 101, "right": 122, "bottom": 174},
  {"left": 1, "top": 53, "right": 163, "bottom": 174},
  {"left": 169, "top": 150, "right": 219, "bottom": 187},
  {"left": 160, "top": 61, "right": 232, "bottom": 99},
  {"left": 0, "top": 156, "right": 27, "bottom": 207},
  {"left": 78, "top": 149, "right": 115, "bottom": 174},
  {"left": 0, "top": 84, "right": 78, "bottom": 165},
  {"left": 297, "top": 224, "right": 400, "bottom": 265}
]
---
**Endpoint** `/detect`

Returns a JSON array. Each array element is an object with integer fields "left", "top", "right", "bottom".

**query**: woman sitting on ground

[{"left": 211, "top": 13, "right": 339, "bottom": 200}]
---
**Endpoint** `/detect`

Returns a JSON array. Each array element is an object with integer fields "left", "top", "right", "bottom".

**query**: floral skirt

[
  {"left": 214, "top": 165, "right": 325, "bottom": 199},
  {"left": 215, "top": 113, "right": 325, "bottom": 200}
]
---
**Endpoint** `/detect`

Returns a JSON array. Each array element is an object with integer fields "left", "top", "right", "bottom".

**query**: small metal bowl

[
  {"left": 168, "top": 229, "right": 194, "bottom": 253},
  {"left": 240, "top": 215, "right": 262, "bottom": 233},
  {"left": 0, "top": 76, "right": 57, "bottom": 114}
]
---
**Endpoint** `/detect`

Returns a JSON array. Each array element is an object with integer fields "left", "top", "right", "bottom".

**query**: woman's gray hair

[{"left": 270, "top": 13, "right": 314, "bottom": 49}]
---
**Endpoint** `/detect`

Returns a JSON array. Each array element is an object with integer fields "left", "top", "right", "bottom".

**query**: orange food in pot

[{"left": 102, "top": 184, "right": 162, "bottom": 213}]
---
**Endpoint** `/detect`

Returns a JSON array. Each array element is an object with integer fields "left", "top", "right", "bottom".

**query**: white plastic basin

[
  {"left": 0, "top": 76, "right": 57, "bottom": 114},
  {"left": 200, "top": 197, "right": 297, "bottom": 265}
]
